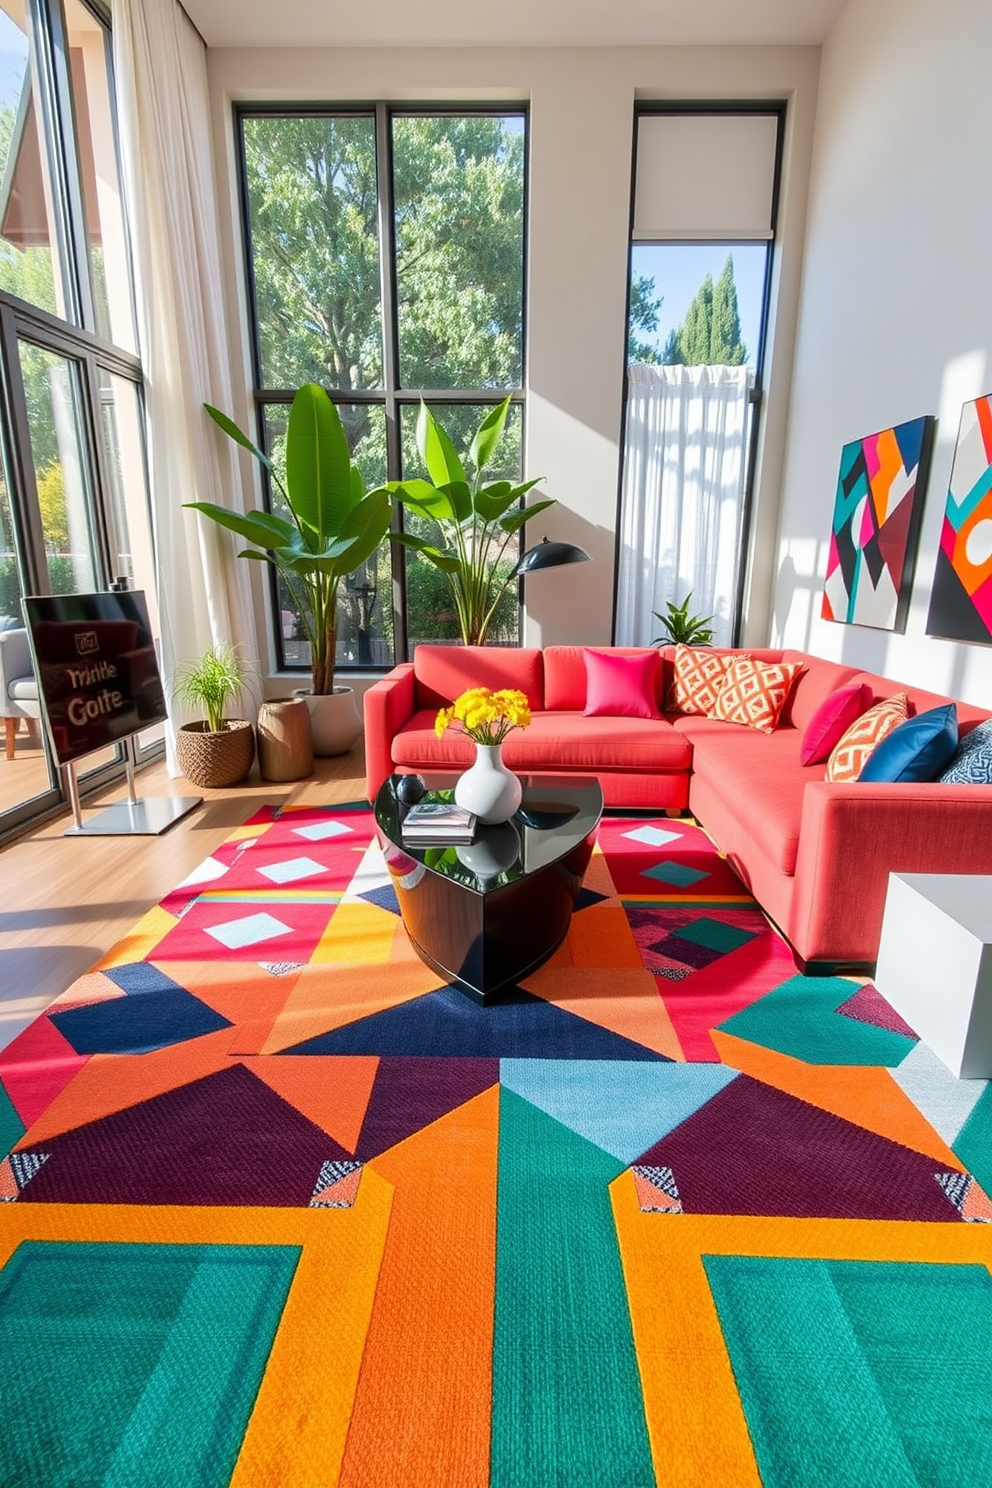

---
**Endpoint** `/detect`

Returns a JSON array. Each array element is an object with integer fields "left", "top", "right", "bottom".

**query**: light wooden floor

[{"left": 0, "top": 745, "right": 368, "bottom": 1050}]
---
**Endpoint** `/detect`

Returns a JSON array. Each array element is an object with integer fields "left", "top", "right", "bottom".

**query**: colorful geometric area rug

[{"left": 1, "top": 801, "right": 991, "bottom": 1488}]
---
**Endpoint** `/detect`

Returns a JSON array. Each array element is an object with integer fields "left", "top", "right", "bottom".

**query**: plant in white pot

[
  {"left": 171, "top": 643, "right": 258, "bottom": 788},
  {"left": 189, "top": 384, "right": 392, "bottom": 755}
]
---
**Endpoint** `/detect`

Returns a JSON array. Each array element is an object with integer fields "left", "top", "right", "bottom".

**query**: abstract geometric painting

[
  {"left": 822, "top": 415, "right": 934, "bottom": 631},
  {"left": 927, "top": 392, "right": 992, "bottom": 643}
]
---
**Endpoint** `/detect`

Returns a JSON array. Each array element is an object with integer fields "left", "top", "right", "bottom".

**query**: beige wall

[
  {"left": 206, "top": 43, "right": 819, "bottom": 687},
  {"left": 773, "top": 0, "right": 992, "bottom": 706}
]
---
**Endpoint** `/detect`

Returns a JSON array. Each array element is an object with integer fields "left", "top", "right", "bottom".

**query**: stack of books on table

[{"left": 400, "top": 801, "right": 477, "bottom": 846}]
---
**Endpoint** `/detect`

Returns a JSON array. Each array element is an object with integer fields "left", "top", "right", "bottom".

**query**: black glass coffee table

[{"left": 374, "top": 773, "right": 603, "bottom": 1003}]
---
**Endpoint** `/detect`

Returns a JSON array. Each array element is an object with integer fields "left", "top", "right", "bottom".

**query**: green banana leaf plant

[
  {"left": 189, "top": 384, "right": 392, "bottom": 695},
  {"left": 389, "top": 396, "right": 555, "bottom": 646}
]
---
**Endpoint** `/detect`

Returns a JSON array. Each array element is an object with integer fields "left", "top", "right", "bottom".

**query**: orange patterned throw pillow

[
  {"left": 667, "top": 646, "right": 749, "bottom": 716},
  {"left": 825, "top": 693, "right": 909, "bottom": 782},
  {"left": 709, "top": 657, "right": 804, "bottom": 733}
]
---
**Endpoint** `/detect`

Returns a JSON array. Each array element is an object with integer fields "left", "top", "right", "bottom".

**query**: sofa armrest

[
  {"left": 363, "top": 663, "right": 416, "bottom": 802},
  {"left": 789, "top": 780, "right": 992, "bottom": 965}
]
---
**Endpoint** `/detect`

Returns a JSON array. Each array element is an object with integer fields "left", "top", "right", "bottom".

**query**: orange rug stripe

[
  {"left": 245, "top": 1055, "right": 379, "bottom": 1153},
  {"left": 711, "top": 1029, "right": 966, "bottom": 1168},
  {"left": 339, "top": 1086, "right": 499, "bottom": 1488},
  {"left": 229, "top": 1168, "right": 393, "bottom": 1488},
  {"left": 149, "top": 958, "right": 302, "bottom": 1030},
  {"left": 311, "top": 902, "right": 399, "bottom": 964},
  {"left": 256, "top": 960, "right": 444, "bottom": 1055},
  {"left": 523, "top": 965, "right": 686, "bottom": 1060},
  {"left": 14, "top": 1028, "right": 236, "bottom": 1146},
  {"left": 611, "top": 1169, "right": 762, "bottom": 1488},
  {"left": 558, "top": 903, "right": 647, "bottom": 969},
  {"left": 611, "top": 1174, "right": 992, "bottom": 1488},
  {"left": 0, "top": 1181, "right": 394, "bottom": 1488}
]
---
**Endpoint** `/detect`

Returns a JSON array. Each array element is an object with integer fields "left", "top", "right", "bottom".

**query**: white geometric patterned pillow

[
  {"left": 826, "top": 693, "right": 908, "bottom": 782},
  {"left": 709, "top": 657, "right": 804, "bottom": 734},
  {"left": 667, "top": 646, "right": 749, "bottom": 716},
  {"left": 939, "top": 717, "right": 992, "bottom": 783}
]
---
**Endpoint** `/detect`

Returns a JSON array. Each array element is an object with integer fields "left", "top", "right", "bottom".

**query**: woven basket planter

[{"left": 176, "top": 718, "right": 255, "bottom": 788}]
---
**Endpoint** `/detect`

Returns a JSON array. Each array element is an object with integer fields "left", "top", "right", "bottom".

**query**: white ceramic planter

[
  {"left": 454, "top": 742, "right": 522, "bottom": 824},
  {"left": 297, "top": 687, "right": 363, "bottom": 757}
]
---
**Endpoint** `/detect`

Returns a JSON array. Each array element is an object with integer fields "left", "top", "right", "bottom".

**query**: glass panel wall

[
  {"left": 0, "top": 0, "right": 64, "bottom": 317},
  {"left": 239, "top": 105, "right": 528, "bottom": 673}
]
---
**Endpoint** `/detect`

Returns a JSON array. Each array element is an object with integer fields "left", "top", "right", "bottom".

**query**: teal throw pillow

[
  {"left": 858, "top": 703, "right": 958, "bottom": 783},
  {"left": 939, "top": 716, "right": 992, "bottom": 784}
]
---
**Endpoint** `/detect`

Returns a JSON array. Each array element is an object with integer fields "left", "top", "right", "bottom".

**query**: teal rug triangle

[
  {"left": 500, "top": 1059, "right": 737, "bottom": 1163},
  {"left": 281, "top": 985, "right": 671, "bottom": 1060}
]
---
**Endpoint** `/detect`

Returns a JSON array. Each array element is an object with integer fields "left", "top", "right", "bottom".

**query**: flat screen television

[{"left": 22, "top": 590, "right": 167, "bottom": 767}]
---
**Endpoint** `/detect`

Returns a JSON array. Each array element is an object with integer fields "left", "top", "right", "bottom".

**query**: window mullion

[
  {"left": 28, "top": 0, "right": 94, "bottom": 331},
  {"left": 375, "top": 102, "right": 407, "bottom": 660}
]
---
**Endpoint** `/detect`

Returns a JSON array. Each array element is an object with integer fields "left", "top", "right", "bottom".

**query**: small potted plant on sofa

[
  {"left": 189, "top": 384, "right": 393, "bottom": 755},
  {"left": 652, "top": 592, "right": 715, "bottom": 646},
  {"left": 172, "top": 643, "right": 258, "bottom": 788}
]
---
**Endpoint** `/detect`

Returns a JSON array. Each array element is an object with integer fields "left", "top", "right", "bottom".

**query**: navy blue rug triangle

[
  {"left": 573, "top": 886, "right": 608, "bottom": 912},
  {"left": 281, "top": 984, "right": 671, "bottom": 1060},
  {"left": 357, "top": 884, "right": 401, "bottom": 916}
]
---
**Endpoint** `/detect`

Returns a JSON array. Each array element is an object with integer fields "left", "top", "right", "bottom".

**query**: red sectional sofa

[{"left": 363, "top": 644, "right": 992, "bottom": 970}]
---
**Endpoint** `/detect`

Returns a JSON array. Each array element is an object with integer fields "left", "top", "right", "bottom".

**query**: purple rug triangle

[
  {"left": 16, "top": 1063, "right": 352, "bottom": 1207},
  {"left": 357, "top": 884, "right": 401, "bottom": 916},
  {"left": 633, "top": 1074, "right": 960, "bottom": 1223},
  {"left": 281, "top": 984, "right": 670, "bottom": 1062},
  {"left": 355, "top": 1056, "right": 499, "bottom": 1159},
  {"left": 837, "top": 983, "right": 918, "bottom": 1038}
]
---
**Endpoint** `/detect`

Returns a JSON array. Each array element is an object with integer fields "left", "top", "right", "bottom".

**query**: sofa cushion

[
  {"left": 940, "top": 717, "right": 992, "bottom": 783},
  {"left": 667, "top": 646, "right": 748, "bottom": 715},
  {"left": 799, "top": 681, "right": 874, "bottom": 765},
  {"left": 709, "top": 657, "right": 804, "bottom": 734},
  {"left": 858, "top": 704, "right": 958, "bottom": 783},
  {"left": 779, "top": 653, "right": 862, "bottom": 730},
  {"left": 826, "top": 693, "right": 908, "bottom": 782},
  {"left": 687, "top": 728, "right": 815, "bottom": 875},
  {"left": 412, "top": 645, "right": 544, "bottom": 711},
  {"left": 391, "top": 709, "right": 693, "bottom": 774},
  {"left": 583, "top": 648, "right": 662, "bottom": 719},
  {"left": 544, "top": 646, "right": 665, "bottom": 711}
]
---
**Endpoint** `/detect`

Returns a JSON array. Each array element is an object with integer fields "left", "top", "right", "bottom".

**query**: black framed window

[
  {"left": 0, "top": 0, "right": 149, "bottom": 840},
  {"left": 237, "top": 103, "right": 528, "bottom": 671}
]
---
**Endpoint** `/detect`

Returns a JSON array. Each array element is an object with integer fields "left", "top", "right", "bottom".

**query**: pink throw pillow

[
  {"left": 583, "top": 648, "right": 662, "bottom": 719},
  {"left": 800, "top": 681, "right": 874, "bottom": 765}
]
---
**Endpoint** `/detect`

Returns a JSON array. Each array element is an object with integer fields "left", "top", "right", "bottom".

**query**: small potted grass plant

[{"left": 171, "top": 643, "right": 258, "bottom": 787}]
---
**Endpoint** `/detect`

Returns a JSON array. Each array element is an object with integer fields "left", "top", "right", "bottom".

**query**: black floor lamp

[{"left": 511, "top": 536, "right": 591, "bottom": 578}]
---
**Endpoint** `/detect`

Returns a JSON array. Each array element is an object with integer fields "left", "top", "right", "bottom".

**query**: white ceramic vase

[{"left": 454, "top": 742, "right": 522, "bottom": 825}]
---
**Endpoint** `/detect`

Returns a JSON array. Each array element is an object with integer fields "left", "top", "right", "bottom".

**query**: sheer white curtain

[
  {"left": 615, "top": 363, "right": 754, "bottom": 647},
  {"left": 113, "top": 0, "right": 256, "bottom": 769}
]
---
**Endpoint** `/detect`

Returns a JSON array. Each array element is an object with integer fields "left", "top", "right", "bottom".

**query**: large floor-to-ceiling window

[
  {"left": 0, "top": 0, "right": 150, "bottom": 836},
  {"left": 237, "top": 104, "right": 527, "bottom": 670},
  {"left": 617, "top": 106, "right": 783, "bottom": 648}
]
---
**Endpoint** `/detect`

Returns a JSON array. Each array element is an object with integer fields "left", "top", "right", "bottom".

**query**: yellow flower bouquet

[{"left": 435, "top": 687, "right": 531, "bottom": 746}]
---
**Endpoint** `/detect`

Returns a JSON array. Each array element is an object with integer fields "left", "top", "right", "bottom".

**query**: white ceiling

[{"left": 184, "top": 0, "right": 847, "bottom": 51}]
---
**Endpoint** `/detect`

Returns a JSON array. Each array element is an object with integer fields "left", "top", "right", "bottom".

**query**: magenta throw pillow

[
  {"left": 800, "top": 681, "right": 874, "bottom": 765},
  {"left": 582, "top": 648, "right": 662, "bottom": 719}
]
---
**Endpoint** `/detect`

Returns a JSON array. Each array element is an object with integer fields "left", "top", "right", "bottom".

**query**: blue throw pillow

[
  {"left": 858, "top": 703, "right": 958, "bottom": 783},
  {"left": 939, "top": 716, "right": 992, "bottom": 784}
]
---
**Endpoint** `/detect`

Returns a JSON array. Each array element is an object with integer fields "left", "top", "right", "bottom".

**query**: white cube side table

[{"left": 874, "top": 873, "right": 992, "bottom": 1079}]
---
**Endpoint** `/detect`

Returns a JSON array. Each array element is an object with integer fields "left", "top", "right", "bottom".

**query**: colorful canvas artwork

[
  {"left": 927, "top": 393, "right": 992, "bottom": 643},
  {"left": 822, "top": 416, "right": 934, "bottom": 631}
]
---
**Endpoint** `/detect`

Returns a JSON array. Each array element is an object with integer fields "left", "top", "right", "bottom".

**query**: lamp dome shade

[{"left": 513, "top": 538, "right": 591, "bottom": 576}]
